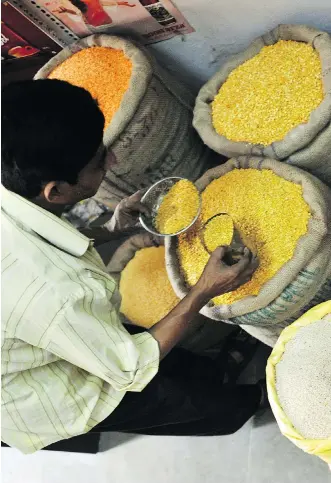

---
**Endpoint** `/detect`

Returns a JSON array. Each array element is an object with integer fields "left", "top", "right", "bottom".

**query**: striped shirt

[{"left": 1, "top": 187, "right": 159, "bottom": 454}]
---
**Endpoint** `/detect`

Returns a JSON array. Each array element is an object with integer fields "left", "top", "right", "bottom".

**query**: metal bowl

[{"left": 139, "top": 177, "right": 201, "bottom": 236}]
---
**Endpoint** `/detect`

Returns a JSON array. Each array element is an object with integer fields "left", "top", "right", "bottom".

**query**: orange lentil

[
  {"left": 212, "top": 40, "right": 323, "bottom": 145},
  {"left": 178, "top": 169, "right": 310, "bottom": 305},
  {"left": 49, "top": 46, "right": 132, "bottom": 128},
  {"left": 120, "top": 246, "right": 179, "bottom": 328}
]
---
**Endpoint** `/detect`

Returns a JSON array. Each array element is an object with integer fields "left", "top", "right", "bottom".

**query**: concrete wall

[{"left": 149, "top": 0, "right": 331, "bottom": 92}]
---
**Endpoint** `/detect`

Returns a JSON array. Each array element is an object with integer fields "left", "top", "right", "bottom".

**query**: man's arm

[
  {"left": 150, "top": 246, "right": 257, "bottom": 359},
  {"left": 79, "top": 191, "right": 148, "bottom": 246},
  {"left": 107, "top": 234, "right": 257, "bottom": 360},
  {"left": 79, "top": 225, "right": 139, "bottom": 247},
  {"left": 38, "top": 242, "right": 256, "bottom": 393}
]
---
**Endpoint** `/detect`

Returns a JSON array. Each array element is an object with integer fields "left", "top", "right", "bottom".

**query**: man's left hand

[{"left": 105, "top": 190, "right": 149, "bottom": 232}]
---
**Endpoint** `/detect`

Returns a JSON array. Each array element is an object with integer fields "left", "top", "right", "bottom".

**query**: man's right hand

[
  {"left": 150, "top": 245, "right": 257, "bottom": 359},
  {"left": 194, "top": 246, "right": 258, "bottom": 301},
  {"left": 149, "top": 247, "right": 258, "bottom": 359}
]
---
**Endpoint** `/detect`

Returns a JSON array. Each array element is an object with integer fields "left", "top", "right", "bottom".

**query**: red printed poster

[
  {"left": 1, "top": 21, "right": 41, "bottom": 59},
  {"left": 36, "top": 0, "right": 194, "bottom": 43},
  {"left": 1, "top": 2, "right": 61, "bottom": 60}
]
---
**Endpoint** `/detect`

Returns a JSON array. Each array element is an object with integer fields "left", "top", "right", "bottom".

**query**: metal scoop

[{"left": 200, "top": 213, "right": 249, "bottom": 265}]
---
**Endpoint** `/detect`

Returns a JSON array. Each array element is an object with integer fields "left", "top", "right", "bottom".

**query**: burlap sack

[
  {"left": 107, "top": 233, "right": 234, "bottom": 353},
  {"left": 241, "top": 277, "right": 331, "bottom": 346},
  {"left": 166, "top": 156, "right": 331, "bottom": 327},
  {"left": 193, "top": 25, "right": 331, "bottom": 186},
  {"left": 35, "top": 34, "right": 210, "bottom": 210}
]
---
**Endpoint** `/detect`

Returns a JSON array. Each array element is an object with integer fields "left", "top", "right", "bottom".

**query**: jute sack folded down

[
  {"left": 166, "top": 156, "right": 331, "bottom": 327},
  {"left": 241, "top": 277, "right": 331, "bottom": 346},
  {"left": 35, "top": 34, "right": 210, "bottom": 211},
  {"left": 107, "top": 233, "right": 234, "bottom": 353},
  {"left": 193, "top": 24, "right": 331, "bottom": 187}
]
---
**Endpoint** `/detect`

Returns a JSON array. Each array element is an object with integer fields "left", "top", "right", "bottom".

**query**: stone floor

[{"left": 2, "top": 413, "right": 330, "bottom": 483}]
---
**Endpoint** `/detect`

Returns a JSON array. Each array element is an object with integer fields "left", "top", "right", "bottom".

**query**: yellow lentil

[
  {"left": 203, "top": 214, "right": 234, "bottom": 252},
  {"left": 178, "top": 169, "right": 310, "bottom": 305},
  {"left": 49, "top": 46, "right": 132, "bottom": 128},
  {"left": 155, "top": 179, "right": 200, "bottom": 235},
  {"left": 212, "top": 40, "right": 323, "bottom": 145},
  {"left": 120, "top": 246, "right": 179, "bottom": 328}
]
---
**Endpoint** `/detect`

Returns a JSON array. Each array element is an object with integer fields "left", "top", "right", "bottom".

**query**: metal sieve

[{"left": 139, "top": 177, "right": 201, "bottom": 237}]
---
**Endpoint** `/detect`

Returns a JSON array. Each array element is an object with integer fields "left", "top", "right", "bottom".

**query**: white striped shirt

[{"left": 1, "top": 187, "right": 159, "bottom": 453}]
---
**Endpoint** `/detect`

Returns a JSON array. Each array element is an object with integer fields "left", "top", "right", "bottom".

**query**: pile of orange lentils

[{"left": 49, "top": 46, "right": 132, "bottom": 128}]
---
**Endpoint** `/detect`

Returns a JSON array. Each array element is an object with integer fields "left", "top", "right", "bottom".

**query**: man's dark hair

[{"left": 2, "top": 79, "right": 105, "bottom": 198}]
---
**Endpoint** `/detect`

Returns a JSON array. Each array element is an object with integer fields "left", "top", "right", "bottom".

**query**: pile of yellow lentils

[
  {"left": 120, "top": 246, "right": 179, "bottom": 328},
  {"left": 178, "top": 169, "right": 310, "bottom": 305},
  {"left": 49, "top": 46, "right": 132, "bottom": 128},
  {"left": 155, "top": 179, "right": 200, "bottom": 235},
  {"left": 212, "top": 40, "right": 323, "bottom": 145}
]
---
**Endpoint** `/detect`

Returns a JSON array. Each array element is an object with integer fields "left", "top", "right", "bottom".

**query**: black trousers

[{"left": 93, "top": 328, "right": 261, "bottom": 437}]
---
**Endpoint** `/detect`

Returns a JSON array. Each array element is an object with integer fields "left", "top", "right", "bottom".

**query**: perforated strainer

[{"left": 139, "top": 177, "right": 201, "bottom": 236}]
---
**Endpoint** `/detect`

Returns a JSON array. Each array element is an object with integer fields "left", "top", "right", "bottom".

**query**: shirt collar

[{"left": 1, "top": 186, "right": 90, "bottom": 257}]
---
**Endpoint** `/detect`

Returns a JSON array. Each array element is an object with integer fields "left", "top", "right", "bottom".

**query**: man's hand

[
  {"left": 105, "top": 190, "right": 149, "bottom": 232},
  {"left": 195, "top": 246, "right": 258, "bottom": 301},
  {"left": 150, "top": 245, "right": 258, "bottom": 359}
]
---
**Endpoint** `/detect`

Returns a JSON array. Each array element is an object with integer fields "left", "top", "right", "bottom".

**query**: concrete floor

[
  {"left": 2, "top": 344, "right": 330, "bottom": 483},
  {"left": 2, "top": 416, "right": 330, "bottom": 483}
]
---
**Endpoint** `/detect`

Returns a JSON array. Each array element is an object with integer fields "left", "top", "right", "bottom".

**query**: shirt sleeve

[{"left": 43, "top": 285, "right": 160, "bottom": 393}]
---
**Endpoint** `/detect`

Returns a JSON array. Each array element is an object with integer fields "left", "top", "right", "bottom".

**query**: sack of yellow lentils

[
  {"left": 166, "top": 156, "right": 331, "bottom": 327},
  {"left": 194, "top": 24, "right": 331, "bottom": 187},
  {"left": 266, "top": 301, "right": 331, "bottom": 463},
  {"left": 35, "top": 34, "right": 210, "bottom": 210},
  {"left": 107, "top": 233, "right": 233, "bottom": 353}
]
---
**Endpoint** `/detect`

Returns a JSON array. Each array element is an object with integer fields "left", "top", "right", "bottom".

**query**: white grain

[{"left": 276, "top": 317, "right": 331, "bottom": 439}]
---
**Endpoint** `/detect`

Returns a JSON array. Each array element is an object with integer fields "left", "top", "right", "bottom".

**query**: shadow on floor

[
  {"left": 253, "top": 408, "right": 276, "bottom": 428},
  {"left": 99, "top": 432, "right": 141, "bottom": 452}
]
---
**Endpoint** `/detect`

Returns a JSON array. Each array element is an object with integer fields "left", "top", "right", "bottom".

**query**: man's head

[{"left": 2, "top": 79, "right": 106, "bottom": 205}]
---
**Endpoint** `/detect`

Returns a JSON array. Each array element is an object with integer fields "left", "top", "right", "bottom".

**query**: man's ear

[{"left": 43, "top": 181, "right": 71, "bottom": 204}]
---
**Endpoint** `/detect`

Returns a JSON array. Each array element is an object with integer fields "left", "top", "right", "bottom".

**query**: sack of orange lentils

[
  {"left": 193, "top": 24, "right": 331, "bottom": 187},
  {"left": 107, "top": 233, "right": 233, "bottom": 353},
  {"left": 35, "top": 34, "right": 210, "bottom": 213},
  {"left": 166, "top": 156, "right": 331, "bottom": 332}
]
